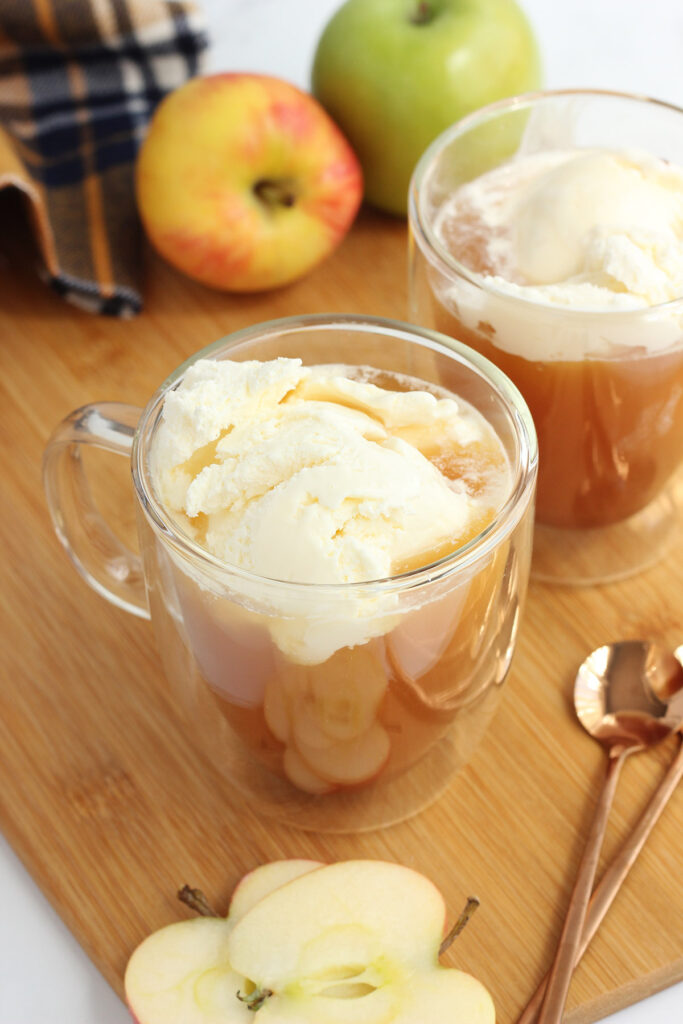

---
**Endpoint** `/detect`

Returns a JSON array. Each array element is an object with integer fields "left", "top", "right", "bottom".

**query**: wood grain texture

[{"left": 0, "top": 198, "right": 682, "bottom": 1023}]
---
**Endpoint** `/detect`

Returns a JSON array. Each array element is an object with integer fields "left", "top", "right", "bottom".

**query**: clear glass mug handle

[{"left": 42, "top": 402, "right": 150, "bottom": 619}]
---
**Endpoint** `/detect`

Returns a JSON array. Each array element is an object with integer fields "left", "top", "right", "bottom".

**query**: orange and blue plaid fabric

[{"left": 0, "top": 0, "right": 207, "bottom": 316}]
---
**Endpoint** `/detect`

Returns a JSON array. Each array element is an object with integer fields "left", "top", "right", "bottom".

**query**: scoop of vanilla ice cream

[
  {"left": 512, "top": 150, "right": 683, "bottom": 296},
  {"left": 434, "top": 148, "right": 683, "bottom": 360},
  {"left": 151, "top": 358, "right": 492, "bottom": 586},
  {"left": 438, "top": 148, "right": 683, "bottom": 311}
]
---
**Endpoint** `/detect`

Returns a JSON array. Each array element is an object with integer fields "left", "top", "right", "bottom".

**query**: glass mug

[
  {"left": 44, "top": 315, "right": 537, "bottom": 832},
  {"left": 408, "top": 90, "right": 683, "bottom": 585}
]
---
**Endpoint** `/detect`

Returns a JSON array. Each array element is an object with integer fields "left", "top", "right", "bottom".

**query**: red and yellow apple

[
  {"left": 136, "top": 74, "right": 363, "bottom": 291},
  {"left": 124, "top": 859, "right": 495, "bottom": 1024}
]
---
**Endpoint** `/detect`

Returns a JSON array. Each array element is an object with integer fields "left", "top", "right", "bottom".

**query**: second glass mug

[
  {"left": 408, "top": 89, "right": 683, "bottom": 585},
  {"left": 44, "top": 314, "right": 537, "bottom": 832}
]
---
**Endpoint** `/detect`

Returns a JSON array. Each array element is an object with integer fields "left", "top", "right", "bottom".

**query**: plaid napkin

[{"left": 0, "top": 0, "right": 207, "bottom": 316}]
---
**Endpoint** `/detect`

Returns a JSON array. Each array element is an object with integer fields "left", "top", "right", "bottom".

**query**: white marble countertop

[{"left": 2, "top": 1, "right": 682, "bottom": 1020}]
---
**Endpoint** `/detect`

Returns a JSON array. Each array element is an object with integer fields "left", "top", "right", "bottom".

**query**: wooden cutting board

[{"left": 1, "top": 201, "right": 682, "bottom": 1024}]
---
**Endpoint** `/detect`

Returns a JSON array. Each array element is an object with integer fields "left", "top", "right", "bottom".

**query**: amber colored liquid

[
  {"left": 178, "top": 546, "right": 507, "bottom": 797},
  {"left": 433, "top": 305, "right": 683, "bottom": 528}
]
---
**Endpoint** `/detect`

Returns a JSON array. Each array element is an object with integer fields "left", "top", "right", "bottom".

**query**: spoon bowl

[{"left": 575, "top": 641, "right": 683, "bottom": 749}]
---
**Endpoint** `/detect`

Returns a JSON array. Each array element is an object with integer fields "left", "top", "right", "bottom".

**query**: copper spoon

[
  {"left": 532, "top": 641, "right": 683, "bottom": 1024},
  {"left": 518, "top": 732, "right": 683, "bottom": 1023}
]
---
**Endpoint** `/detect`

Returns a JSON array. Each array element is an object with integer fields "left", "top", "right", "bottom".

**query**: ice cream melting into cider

[
  {"left": 151, "top": 358, "right": 508, "bottom": 590},
  {"left": 426, "top": 147, "right": 683, "bottom": 528},
  {"left": 149, "top": 358, "right": 513, "bottom": 796},
  {"left": 435, "top": 148, "right": 683, "bottom": 317}
]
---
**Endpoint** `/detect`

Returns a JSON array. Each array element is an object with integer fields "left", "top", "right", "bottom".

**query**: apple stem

[
  {"left": 177, "top": 884, "right": 220, "bottom": 918},
  {"left": 237, "top": 986, "right": 274, "bottom": 1011},
  {"left": 439, "top": 896, "right": 480, "bottom": 957},
  {"left": 254, "top": 178, "right": 297, "bottom": 209},
  {"left": 411, "top": 1, "right": 434, "bottom": 25}
]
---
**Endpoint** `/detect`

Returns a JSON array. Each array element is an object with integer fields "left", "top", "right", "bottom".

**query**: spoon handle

[
  {"left": 516, "top": 736, "right": 683, "bottom": 1024},
  {"left": 534, "top": 749, "right": 627, "bottom": 1024},
  {"left": 578, "top": 736, "right": 683, "bottom": 958}
]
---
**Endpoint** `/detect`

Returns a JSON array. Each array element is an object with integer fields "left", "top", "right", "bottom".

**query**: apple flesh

[
  {"left": 387, "top": 970, "right": 498, "bottom": 1024},
  {"left": 136, "top": 74, "right": 363, "bottom": 291},
  {"left": 228, "top": 859, "right": 324, "bottom": 922},
  {"left": 227, "top": 861, "right": 445, "bottom": 986},
  {"left": 125, "top": 859, "right": 495, "bottom": 1024},
  {"left": 125, "top": 859, "right": 322, "bottom": 1024},
  {"left": 312, "top": 0, "right": 540, "bottom": 215},
  {"left": 229, "top": 861, "right": 495, "bottom": 1023},
  {"left": 126, "top": 918, "right": 247, "bottom": 1024}
]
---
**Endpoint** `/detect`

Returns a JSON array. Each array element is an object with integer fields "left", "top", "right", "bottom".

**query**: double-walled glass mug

[
  {"left": 44, "top": 315, "right": 537, "bottom": 832},
  {"left": 409, "top": 90, "right": 683, "bottom": 585}
]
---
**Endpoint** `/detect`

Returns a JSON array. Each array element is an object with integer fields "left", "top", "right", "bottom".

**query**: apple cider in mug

[
  {"left": 148, "top": 357, "right": 513, "bottom": 800},
  {"left": 412, "top": 144, "right": 683, "bottom": 531}
]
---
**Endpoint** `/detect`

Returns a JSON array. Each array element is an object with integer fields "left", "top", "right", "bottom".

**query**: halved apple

[
  {"left": 125, "top": 859, "right": 322, "bottom": 1024},
  {"left": 125, "top": 917, "right": 247, "bottom": 1024},
  {"left": 227, "top": 860, "right": 494, "bottom": 1024},
  {"left": 126, "top": 860, "right": 495, "bottom": 1024},
  {"left": 228, "top": 861, "right": 445, "bottom": 980}
]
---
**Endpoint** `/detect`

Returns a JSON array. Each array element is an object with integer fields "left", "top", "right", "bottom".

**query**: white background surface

[{"left": 2, "top": 1, "right": 682, "bottom": 1021}]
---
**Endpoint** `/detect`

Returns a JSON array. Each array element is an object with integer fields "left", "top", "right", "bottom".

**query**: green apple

[{"left": 312, "top": 0, "right": 541, "bottom": 215}]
